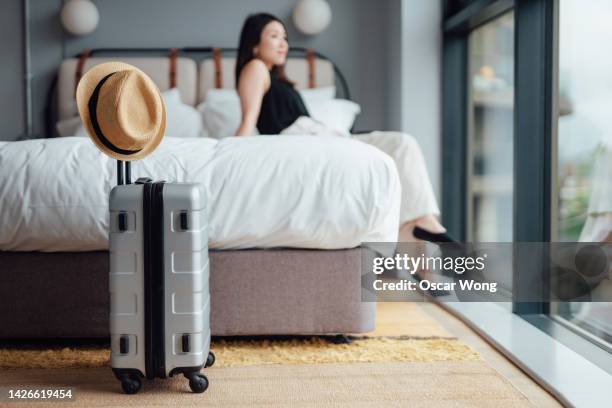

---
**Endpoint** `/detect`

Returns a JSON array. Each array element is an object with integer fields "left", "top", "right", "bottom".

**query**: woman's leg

[
  {"left": 354, "top": 131, "right": 444, "bottom": 231},
  {"left": 415, "top": 214, "right": 446, "bottom": 233},
  {"left": 398, "top": 220, "right": 418, "bottom": 242}
]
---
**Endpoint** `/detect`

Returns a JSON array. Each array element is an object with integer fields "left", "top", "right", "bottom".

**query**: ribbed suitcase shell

[{"left": 108, "top": 181, "right": 210, "bottom": 383}]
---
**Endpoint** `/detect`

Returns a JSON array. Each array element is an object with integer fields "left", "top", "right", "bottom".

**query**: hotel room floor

[
  {"left": 0, "top": 302, "right": 562, "bottom": 407},
  {"left": 419, "top": 302, "right": 563, "bottom": 408}
]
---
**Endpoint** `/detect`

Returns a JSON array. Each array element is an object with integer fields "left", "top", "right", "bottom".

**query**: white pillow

[
  {"left": 304, "top": 99, "right": 361, "bottom": 133},
  {"left": 55, "top": 88, "right": 204, "bottom": 139},
  {"left": 161, "top": 88, "right": 204, "bottom": 138},
  {"left": 197, "top": 99, "right": 246, "bottom": 138},
  {"left": 205, "top": 89, "right": 241, "bottom": 104},
  {"left": 199, "top": 86, "right": 356, "bottom": 138},
  {"left": 299, "top": 86, "right": 336, "bottom": 102},
  {"left": 203, "top": 86, "right": 335, "bottom": 105}
]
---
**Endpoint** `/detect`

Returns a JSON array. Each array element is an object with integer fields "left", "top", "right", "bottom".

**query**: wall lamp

[{"left": 292, "top": 0, "right": 332, "bottom": 35}]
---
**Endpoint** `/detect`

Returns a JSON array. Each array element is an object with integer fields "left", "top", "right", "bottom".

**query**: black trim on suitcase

[
  {"left": 143, "top": 181, "right": 153, "bottom": 378},
  {"left": 143, "top": 181, "right": 166, "bottom": 379},
  {"left": 152, "top": 182, "right": 166, "bottom": 378}
]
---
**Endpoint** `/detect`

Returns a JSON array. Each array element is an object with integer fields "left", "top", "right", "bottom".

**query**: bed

[{"left": 0, "top": 48, "right": 400, "bottom": 339}]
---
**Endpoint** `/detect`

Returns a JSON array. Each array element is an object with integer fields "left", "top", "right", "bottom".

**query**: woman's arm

[{"left": 235, "top": 60, "right": 271, "bottom": 136}]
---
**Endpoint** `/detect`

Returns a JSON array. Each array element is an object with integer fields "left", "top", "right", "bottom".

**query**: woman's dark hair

[{"left": 235, "top": 13, "right": 292, "bottom": 86}]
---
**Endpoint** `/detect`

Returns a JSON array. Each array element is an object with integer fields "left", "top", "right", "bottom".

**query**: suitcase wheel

[
  {"left": 120, "top": 374, "right": 142, "bottom": 395},
  {"left": 205, "top": 351, "right": 215, "bottom": 368},
  {"left": 186, "top": 372, "right": 209, "bottom": 394}
]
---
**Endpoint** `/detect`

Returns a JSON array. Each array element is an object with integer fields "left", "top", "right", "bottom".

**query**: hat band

[{"left": 88, "top": 72, "right": 143, "bottom": 156}]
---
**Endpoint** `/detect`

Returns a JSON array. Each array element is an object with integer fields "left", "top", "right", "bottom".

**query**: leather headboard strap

[
  {"left": 168, "top": 48, "right": 178, "bottom": 88},
  {"left": 213, "top": 48, "right": 222, "bottom": 88},
  {"left": 306, "top": 48, "right": 316, "bottom": 88},
  {"left": 75, "top": 49, "right": 92, "bottom": 95}
]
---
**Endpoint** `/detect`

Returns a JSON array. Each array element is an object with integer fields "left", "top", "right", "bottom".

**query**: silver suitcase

[{"left": 108, "top": 161, "right": 214, "bottom": 394}]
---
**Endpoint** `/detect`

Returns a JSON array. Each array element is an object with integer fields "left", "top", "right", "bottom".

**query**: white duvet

[{"left": 0, "top": 136, "right": 400, "bottom": 251}]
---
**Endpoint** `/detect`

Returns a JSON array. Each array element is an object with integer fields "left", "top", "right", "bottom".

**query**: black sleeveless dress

[{"left": 257, "top": 74, "right": 309, "bottom": 135}]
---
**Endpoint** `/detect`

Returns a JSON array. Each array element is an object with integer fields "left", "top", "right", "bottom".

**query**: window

[
  {"left": 467, "top": 12, "right": 514, "bottom": 242},
  {"left": 554, "top": 0, "right": 611, "bottom": 243},
  {"left": 442, "top": 0, "right": 612, "bottom": 373},
  {"left": 551, "top": 0, "right": 612, "bottom": 349}
]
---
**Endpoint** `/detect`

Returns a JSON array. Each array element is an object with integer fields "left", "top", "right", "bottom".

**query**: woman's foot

[
  {"left": 415, "top": 214, "right": 446, "bottom": 234},
  {"left": 398, "top": 215, "right": 447, "bottom": 242},
  {"left": 412, "top": 225, "right": 467, "bottom": 287},
  {"left": 412, "top": 226, "right": 458, "bottom": 244},
  {"left": 397, "top": 223, "right": 455, "bottom": 298}
]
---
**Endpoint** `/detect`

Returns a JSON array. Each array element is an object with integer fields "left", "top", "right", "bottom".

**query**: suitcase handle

[
  {"left": 116, "top": 161, "right": 132, "bottom": 185},
  {"left": 117, "top": 160, "right": 160, "bottom": 186},
  {"left": 135, "top": 177, "right": 153, "bottom": 184}
]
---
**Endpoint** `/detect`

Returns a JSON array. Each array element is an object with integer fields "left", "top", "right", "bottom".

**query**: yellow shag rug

[{"left": 0, "top": 303, "right": 480, "bottom": 369}]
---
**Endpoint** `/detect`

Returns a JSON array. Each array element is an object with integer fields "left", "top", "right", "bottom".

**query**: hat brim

[{"left": 76, "top": 62, "right": 166, "bottom": 161}]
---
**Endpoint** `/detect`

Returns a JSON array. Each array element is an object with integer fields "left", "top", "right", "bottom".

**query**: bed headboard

[
  {"left": 51, "top": 47, "right": 348, "bottom": 134},
  {"left": 57, "top": 56, "right": 197, "bottom": 121},
  {"left": 198, "top": 56, "right": 334, "bottom": 104}
]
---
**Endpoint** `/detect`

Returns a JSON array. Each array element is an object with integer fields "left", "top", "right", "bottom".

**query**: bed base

[{"left": 0, "top": 248, "right": 373, "bottom": 339}]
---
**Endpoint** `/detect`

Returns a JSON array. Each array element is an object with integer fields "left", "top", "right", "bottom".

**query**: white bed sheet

[{"left": 0, "top": 135, "right": 400, "bottom": 251}]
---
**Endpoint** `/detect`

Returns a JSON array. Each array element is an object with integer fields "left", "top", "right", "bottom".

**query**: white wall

[
  {"left": 387, "top": 0, "right": 442, "bottom": 200},
  {"left": 1, "top": 0, "right": 390, "bottom": 140}
]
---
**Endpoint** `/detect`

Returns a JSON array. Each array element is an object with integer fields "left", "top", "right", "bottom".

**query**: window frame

[
  {"left": 442, "top": 0, "right": 553, "bottom": 312},
  {"left": 441, "top": 0, "right": 612, "bottom": 371}
]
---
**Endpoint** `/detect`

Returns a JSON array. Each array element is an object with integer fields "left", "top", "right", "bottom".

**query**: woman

[
  {"left": 234, "top": 13, "right": 306, "bottom": 137},
  {"left": 235, "top": 13, "right": 452, "bottom": 242}
]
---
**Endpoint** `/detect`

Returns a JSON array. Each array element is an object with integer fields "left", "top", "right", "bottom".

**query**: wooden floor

[
  {"left": 0, "top": 302, "right": 564, "bottom": 407},
  {"left": 2, "top": 361, "right": 540, "bottom": 407},
  {"left": 419, "top": 301, "right": 563, "bottom": 407}
]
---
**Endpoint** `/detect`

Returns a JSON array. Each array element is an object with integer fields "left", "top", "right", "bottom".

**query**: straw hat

[{"left": 76, "top": 62, "right": 166, "bottom": 161}]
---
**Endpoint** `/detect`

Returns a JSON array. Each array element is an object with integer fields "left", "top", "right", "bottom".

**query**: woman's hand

[{"left": 235, "top": 59, "right": 271, "bottom": 136}]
